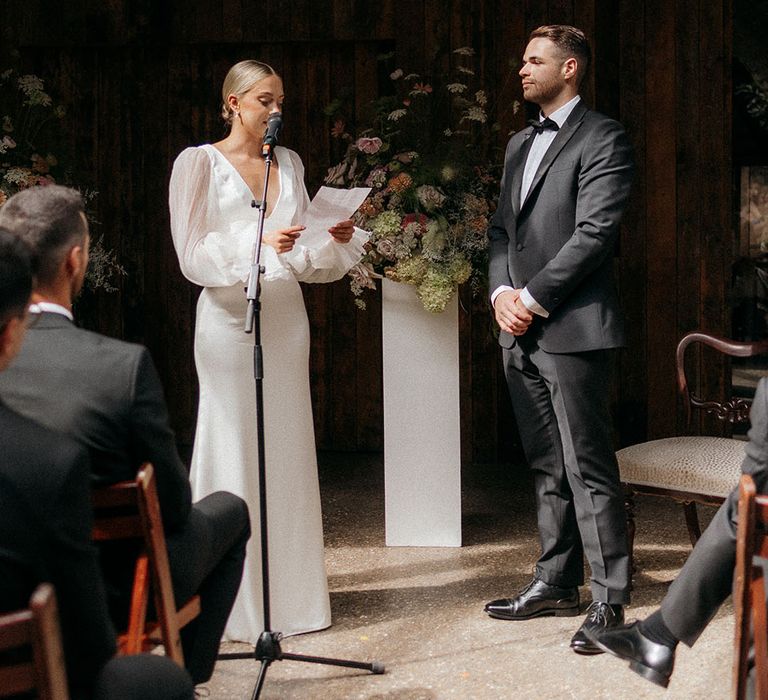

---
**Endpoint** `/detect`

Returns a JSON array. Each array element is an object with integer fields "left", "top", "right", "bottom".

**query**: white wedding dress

[{"left": 169, "top": 144, "right": 366, "bottom": 642}]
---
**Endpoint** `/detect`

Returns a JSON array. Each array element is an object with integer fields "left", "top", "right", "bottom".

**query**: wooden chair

[
  {"left": 0, "top": 583, "right": 68, "bottom": 700},
  {"left": 733, "top": 474, "right": 768, "bottom": 700},
  {"left": 617, "top": 332, "right": 768, "bottom": 568},
  {"left": 91, "top": 463, "right": 200, "bottom": 667}
]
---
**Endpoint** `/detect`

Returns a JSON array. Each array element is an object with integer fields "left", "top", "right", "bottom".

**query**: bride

[{"left": 169, "top": 59, "right": 366, "bottom": 642}]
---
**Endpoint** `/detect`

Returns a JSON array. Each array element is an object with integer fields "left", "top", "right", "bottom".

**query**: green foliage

[
  {"left": 325, "top": 49, "right": 515, "bottom": 313},
  {"left": 0, "top": 67, "right": 125, "bottom": 292}
]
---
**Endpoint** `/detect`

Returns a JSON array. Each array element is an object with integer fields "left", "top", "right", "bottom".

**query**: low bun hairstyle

[{"left": 221, "top": 60, "right": 278, "bottom": 124}]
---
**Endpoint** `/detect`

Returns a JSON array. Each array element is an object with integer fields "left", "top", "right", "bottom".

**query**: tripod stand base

[{"left": 218, "top": 631, "right": 385, "bottom": 698}]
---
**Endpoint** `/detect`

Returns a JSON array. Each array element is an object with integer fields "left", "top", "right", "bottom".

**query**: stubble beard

[{"left": 525, "top": 79, "right": 566, "bottom": 111}]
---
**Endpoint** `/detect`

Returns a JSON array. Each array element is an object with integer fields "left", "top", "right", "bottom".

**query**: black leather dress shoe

[
  {"left": 584, "top": 621, "right": 675, "bottom": 688},
  {"left": 484, "top": 578, "right": 579, "bottom": 620},
  {"left": 570, "top": 601, "right": 624, "bottom": 654}
]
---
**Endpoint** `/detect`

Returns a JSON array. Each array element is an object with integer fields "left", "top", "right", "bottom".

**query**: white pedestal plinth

[{"left": 382, "top": 278, "right": 462, "bottom": 547}]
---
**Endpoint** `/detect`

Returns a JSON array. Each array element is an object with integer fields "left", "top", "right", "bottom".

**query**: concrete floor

[{"left": 201, "top": 454, "right": 731, "bottom": 699}]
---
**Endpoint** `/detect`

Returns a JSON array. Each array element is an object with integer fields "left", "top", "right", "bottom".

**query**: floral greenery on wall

[
  {"left": 325, "top": 48, "right": 517, "bottom": 313},
  {"left": 736, "top": 81, "right": 768, "bottom": 133},
  {"left": 0, "top": 67, "right": 125, "bottom": 292}
]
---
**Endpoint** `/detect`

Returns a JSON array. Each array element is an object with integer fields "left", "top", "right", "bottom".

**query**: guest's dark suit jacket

[
  {"left": 488, "top": 98, "right": 633, "bottom": 352},
  {"left": 739, "top": 380, "right": 768, "bottom": 495},
  {"left": 0, "top": 312, "right": 191, "bottom": 532},
  {"left": 0, "top": 400, "right": 116, "bottom": 699},
  {"left": 0, "top": 311, "right": 249, "bottom": 686}
]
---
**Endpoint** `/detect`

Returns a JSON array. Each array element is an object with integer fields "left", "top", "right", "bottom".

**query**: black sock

[{"left": 639, "top": 610, "right": 679, "bottom": 649}]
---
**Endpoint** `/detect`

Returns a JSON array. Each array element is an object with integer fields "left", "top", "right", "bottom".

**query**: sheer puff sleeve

[
  {"left": 279, "top": 149, "right": 369, "bottom": 284},
  {"left": 169, "top": 147, "right": 286, "bottom": 287}
]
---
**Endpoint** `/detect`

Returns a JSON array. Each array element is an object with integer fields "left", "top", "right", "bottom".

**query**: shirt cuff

[
  {"left": 490, "top": 285, "right": 514, "bottom": 308},
  {"left": 520, "top": 287, "right": 549, "bottom": 318}
]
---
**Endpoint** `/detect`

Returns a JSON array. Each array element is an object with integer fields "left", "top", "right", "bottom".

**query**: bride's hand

[
  {"left": 263, "top": 225, "right": 304, "bottom": 254},
  {"left": 329, "top": 219, "right": 354, "bottom": 244}
]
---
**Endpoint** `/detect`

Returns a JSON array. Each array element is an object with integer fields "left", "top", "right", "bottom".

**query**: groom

[{"left": 485, "top": 25, "right": 634, "bottom": 653}]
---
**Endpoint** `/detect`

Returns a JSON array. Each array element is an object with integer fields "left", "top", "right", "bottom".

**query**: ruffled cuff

[
  {"left": 199, "top": 225, "right": 253, "bottom": 285},
  {"left": 260, "top": 243, "right": 292, "bottom": 282},
  {"left": 219, "top": 222, "right": 292, "bottom": 284},
  {"left": 283, "top": 227, "right": 368, "bottom": 281}
]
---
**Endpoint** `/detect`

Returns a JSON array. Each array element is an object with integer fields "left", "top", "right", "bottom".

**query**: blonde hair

[{"left": 221, "top": 60, "right": 278, "bottom": 124}]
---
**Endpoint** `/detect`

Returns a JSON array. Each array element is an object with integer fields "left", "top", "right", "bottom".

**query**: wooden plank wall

[{"left": 3, "top": 0, "right": 733, "bottom": 462}]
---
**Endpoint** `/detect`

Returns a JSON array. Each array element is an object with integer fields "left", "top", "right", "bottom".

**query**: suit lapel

[
  {"left": 509, "top": 129, "right": 536, "bottom": 218},
  {"left": 519, "top": 100, "right": 588, "bottom": 215}
]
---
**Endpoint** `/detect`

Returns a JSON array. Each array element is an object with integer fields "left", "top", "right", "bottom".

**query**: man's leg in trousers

[
  {"left": 660, "top": 491, "right": 738, "bottom": 647},
  {"left": 165, "top": 491, "right": 251, "bottom": 684},
  {"left": 92, "top": 654, "right": 194, "bottom": 700},
  {"left": 533, "top": 348, "right": 630, "bottom": 604},
  {"left": 503, "top": 345, "right": 585, "bottom": 588}
]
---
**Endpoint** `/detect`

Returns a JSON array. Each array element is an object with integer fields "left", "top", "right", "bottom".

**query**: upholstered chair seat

[
  {"left": 618, "top": 436, "right": 745, "bottom": 500},
  {"left": 620, "top": 332, "right": 768, "bottom": 577}
]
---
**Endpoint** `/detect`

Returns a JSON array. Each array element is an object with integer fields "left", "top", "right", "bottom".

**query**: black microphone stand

[{"left": 217, "top": 134, "right": 384, "bottom": 699}]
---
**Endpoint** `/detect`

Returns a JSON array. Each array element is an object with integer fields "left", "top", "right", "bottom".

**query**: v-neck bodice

[{"left": 203, "top": 143, "right": 287, "bottom": 222}]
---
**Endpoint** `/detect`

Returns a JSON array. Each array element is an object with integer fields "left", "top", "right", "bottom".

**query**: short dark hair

[
  {"left": 529, "top": 25, "right": 591, "bottom": 84},
  {"left": 0, "top": 227, "right": 33, "bottom": 330},
  {"left": 0, "top": 185, "right": 87, "bottom": 287}
]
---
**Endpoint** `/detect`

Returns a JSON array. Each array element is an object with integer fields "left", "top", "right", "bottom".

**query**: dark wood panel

[
  {"left": 354, "top": 289, "right": 383, "bottom": 451},
  {"left": 328, "top": 280, "right": 359, "bottom": 452},
  {"left": 143, "top": 45, "right": 199, "bottom": 444},
  {"left": 590, "top": 0, "right": 615, "bottom": 117},
  {"left": 546, "top": 0, "right": 576, "bottom": 25},
  {"left": 4, "top": 0, "right": 736, "bottom": 462},
  {"left": 644, "top": 0, "right": 679, "bottom": 439},
  {"left": 221, "top": 0, "right": 244, "bottom": 43},
  {"left": 393, "top": 2, "right": 425, "bottom": 73},
  {"left": 616, "top": 0, "right": 648, "bottom": 446},
  {"left": 494, "top": 0, "right": 527, "bottom": 140},
  {"left": 305, "top": 281, "right": 333, "bottom": 449},
  {"left": 699, "top": 0, "right": 733, "bottom": 436},
  {"left": 675, "top": 0, "right": 704, "bottom": 434}
]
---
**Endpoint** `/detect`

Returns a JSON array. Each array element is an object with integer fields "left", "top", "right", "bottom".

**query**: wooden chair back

[
  {"left": 0, "top": 583, "right": 68, "bottom": 700},
  {"left": 676, "top": 333, "right": 768, "bottom": 428},
  {"left": 91, "top": 463, "right": 200, "bottom": 666},
  {"left": 734, "top": 473, "right": 768, "bottom": 700}
]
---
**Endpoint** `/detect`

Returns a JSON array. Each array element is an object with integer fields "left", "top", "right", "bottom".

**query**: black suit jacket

[
  {"left": 488, "top": 99, "right": 634, "bottom": 353},
  {"left": 0, "top": 400, "right": 116, "bottom": 699},
  {"left": 0, "top": 312, "right": 191, "bottom": 532},
  {"left": 740, "top": 378, "right": 768, "bottom": 493}
]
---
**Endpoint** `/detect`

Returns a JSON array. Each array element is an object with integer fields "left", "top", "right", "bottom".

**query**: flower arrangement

[
  {"left": 0, "top": 67, "right": 124, "bottom": 292},
  {"left": 325, "top": 48, "right": 514, "bottom": 312}
]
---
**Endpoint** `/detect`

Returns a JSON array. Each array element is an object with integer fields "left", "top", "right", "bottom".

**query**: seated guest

[
  {"left": 0, "top": 229, "right": 194, "bottom": 699},
  {"left": 587, "top": 378, "right": 768, "bottom": 691},
  {"left": 0, "top": 185, "right": 251, "bottom": 686}
]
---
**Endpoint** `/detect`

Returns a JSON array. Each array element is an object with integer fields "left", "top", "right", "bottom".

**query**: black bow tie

[{"left": 528, "top": 117, "right": 559, "bottom": 134}]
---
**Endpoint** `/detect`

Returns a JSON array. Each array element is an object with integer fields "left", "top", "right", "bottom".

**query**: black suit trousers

[
  {"left": 166, "top": 491, "right": 250, "bottom": 685},
  {"left": 91, "top": 654, "right": 194, "bottom": 700},
  {"left": 660, "top": 489, "right": 738, "bottom": 646},
  {"left": 503, "top": 337, "right": 630, "bottom": 603}
]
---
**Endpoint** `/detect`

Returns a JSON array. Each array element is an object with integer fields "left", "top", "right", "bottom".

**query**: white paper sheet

[{"left": 299, "top": 186, "right": 371, "bottom": 248}]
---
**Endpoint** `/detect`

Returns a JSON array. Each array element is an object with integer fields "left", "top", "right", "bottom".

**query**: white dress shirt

[
  {"left": 29, "top": 301, "right": 74, "bottom": 321},
  {"left": 492, "top": 95, "right": 582, "bottom": 317}
]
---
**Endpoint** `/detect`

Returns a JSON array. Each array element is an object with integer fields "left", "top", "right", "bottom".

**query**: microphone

[{"left": 262, "top": 112, "right": 283, "bottom": 157}]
